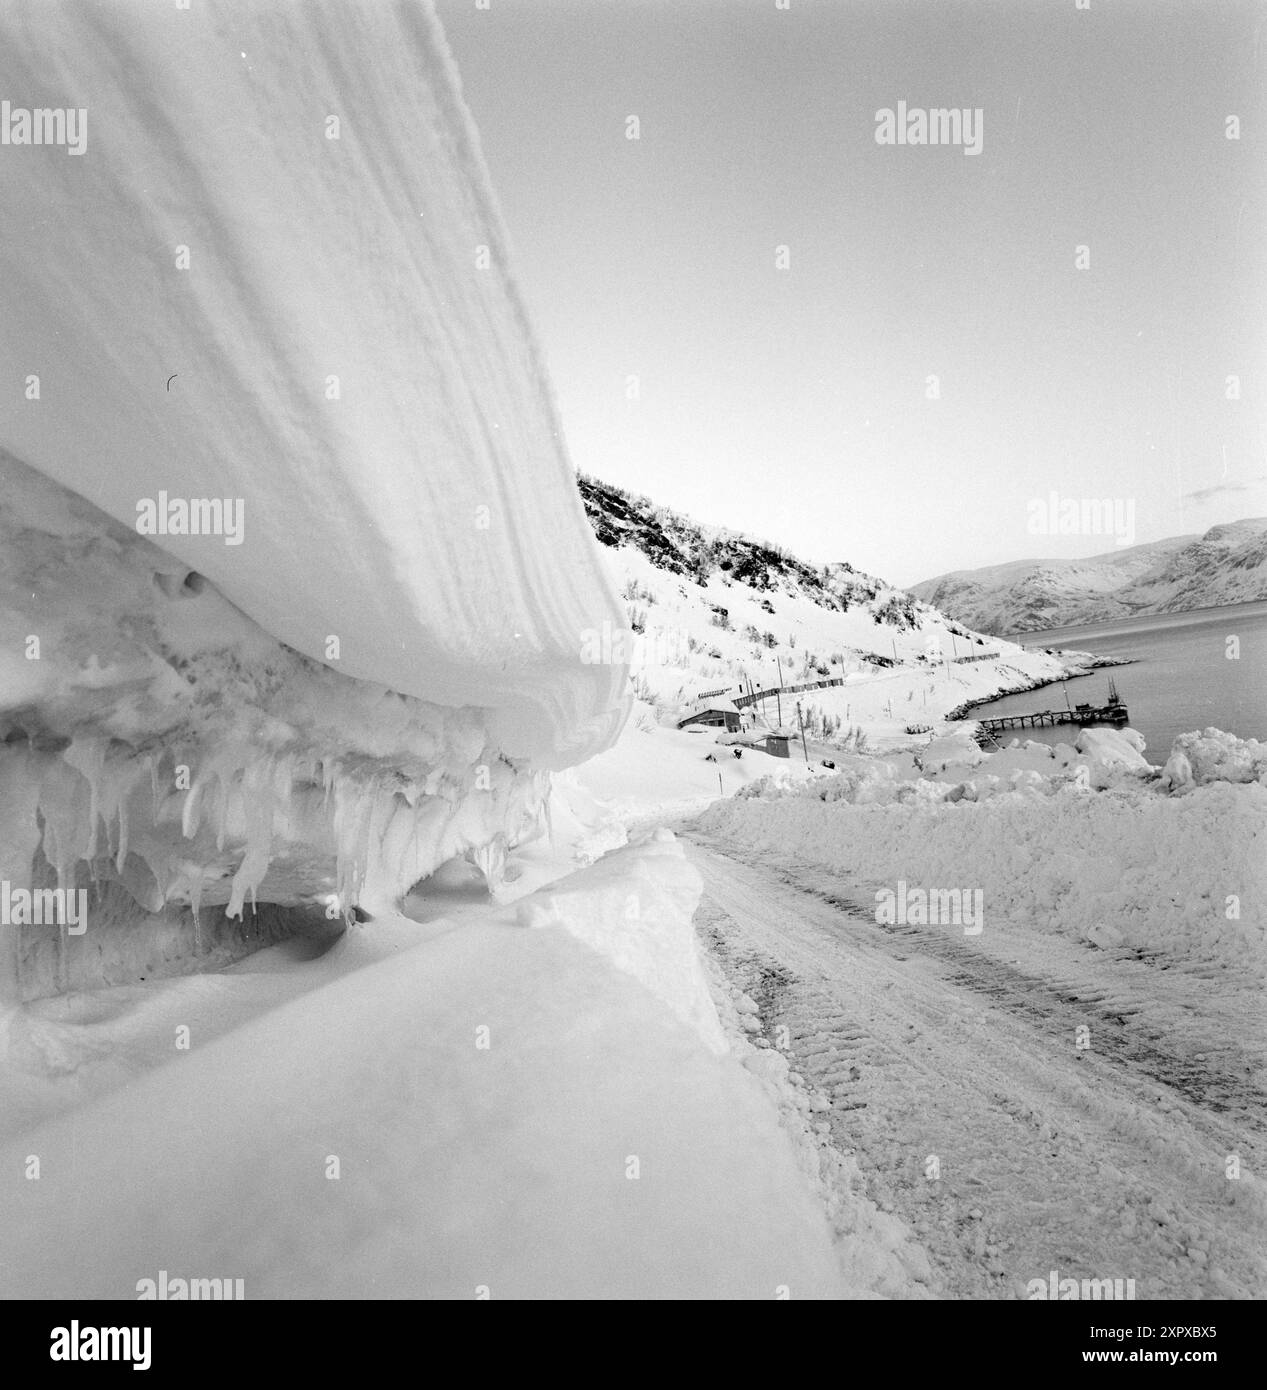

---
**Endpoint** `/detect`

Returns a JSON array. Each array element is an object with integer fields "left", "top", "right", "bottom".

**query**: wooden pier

[{"left": 975, "top": 679, "right": 1128, "bottom": 737}]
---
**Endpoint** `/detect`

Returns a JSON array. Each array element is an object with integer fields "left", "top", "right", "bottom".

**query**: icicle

[
  {"left": 150, "top": 752, "right": 162, "bottom": 823},
  {"left": 472, "top": 833, "right": 507, "bottom": 893},
  {"left": 62, "top": 735, "right": 108, "bottom": 861},
  {"left": 0, "top": 746, "right": 45, "bottom": 1008},
  {"left": 214, "top": 762, "right": 231, "bottom": 852},
  {"left": 541, "top": 782, "right": 556, "bottom": 854},
  {"left": 181, "top": 777, "right": 207, "bottom": 841},
  {"left": 114, "top": 793, "right": 130, "bottom": 875},
  {"left": 190, "top": 874, "right": 203, "bottom": 953},
  {"left": 226, "top": 845, "right": 271, "bottom": 920}
]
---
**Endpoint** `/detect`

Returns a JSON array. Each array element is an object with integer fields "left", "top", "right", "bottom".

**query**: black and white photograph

[{"left": 0, "top": 0, "right": 1263, "bottom": 1340}]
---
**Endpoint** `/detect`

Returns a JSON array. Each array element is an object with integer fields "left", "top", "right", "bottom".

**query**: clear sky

[{"left": 435, "top": 0, "right": 1266, "bottom": 587}]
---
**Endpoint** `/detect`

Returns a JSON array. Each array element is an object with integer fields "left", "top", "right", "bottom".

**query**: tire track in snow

[{"left": 685, "top": 831, "right": 1267, "bottom": 1300}]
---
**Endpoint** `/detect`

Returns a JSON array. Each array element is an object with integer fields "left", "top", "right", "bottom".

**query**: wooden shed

[{"left": 677, "top": 697, "right": 742, "bottom": 733}]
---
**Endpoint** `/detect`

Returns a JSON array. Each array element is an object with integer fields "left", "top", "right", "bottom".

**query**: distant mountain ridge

[{"left": 910, "top": 520, "right": 1267, "bottom": 635}]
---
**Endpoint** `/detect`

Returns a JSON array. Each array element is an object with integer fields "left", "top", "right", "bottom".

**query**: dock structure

[{"left": 974, "top": 678, "right": 1127, "bottom": 738}]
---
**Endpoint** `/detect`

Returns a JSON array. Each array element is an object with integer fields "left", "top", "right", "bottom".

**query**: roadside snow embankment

[
  {"left": 0, "top": 455, "right": 556, "bottom": 1002},
  {"left": 518, "top": 828, "right": 727, "bottom": 1053},
  {"left": 0, "top": 835, "right": 847, "bottom": 1299},
  {"left": 0, "top": 0, "right": 632, "bottom": 1002},
  {"left": 0, "top": 0, "right": 627, "bottom": 766},
  {"left": 701, "top": 730, "right": 1266, "bottom": 973}
]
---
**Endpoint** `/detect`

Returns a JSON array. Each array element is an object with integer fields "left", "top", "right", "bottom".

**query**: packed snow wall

[
  {"left": 0, "top": 0, "right": 627, "bottom": 766},
  {"left": 0, "top": 3, "right": 630, "bottom": 1000},
  {"left": 0, "top": 454, "right": 562, "bottom": 1002}
]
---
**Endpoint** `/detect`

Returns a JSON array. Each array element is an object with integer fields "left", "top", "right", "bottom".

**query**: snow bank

[
  {"left": 0, "top": 841, "right": 845, "bottom": 1299},
  {"left": 1161, "top": 728, "right": 1267, "bottom": 793},
  {"left": 915, "top": 729, "right": 987, "bottom": 773},
  {"left": 0, "top": 457, "right": 553, "bottom": 1002},
  {"left": 518, "top": 830, "right": 726, "bottom": 1054},
  {"left": 702, "top": 766, "right": 1266, "bottom": 972},
  {"left": 0, "top": 0, "right": 626, "bottom": 766}
]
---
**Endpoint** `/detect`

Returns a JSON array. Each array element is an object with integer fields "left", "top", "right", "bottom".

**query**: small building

[
  {"left": 677, "top": 697, "right": 742, "bottom": 733},
  {"left": 765, "top": 734, "right": 791, "bottom": 758}
]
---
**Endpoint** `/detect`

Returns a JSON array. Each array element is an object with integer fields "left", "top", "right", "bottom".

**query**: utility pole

[{"left": 796, "top": 701, "right": 809, "bottom": 762}]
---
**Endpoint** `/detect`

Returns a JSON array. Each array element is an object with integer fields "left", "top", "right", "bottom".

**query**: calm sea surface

[{"left": 967, "top": 600, "right": 1267, "bottom": 762}]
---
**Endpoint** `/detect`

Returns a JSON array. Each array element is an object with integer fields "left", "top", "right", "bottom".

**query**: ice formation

[
  {"left": 0, "top": 456, "right": 573, "bottom": 1001},
  {"left": 0, "top": 3, "right": 631, "bottom": 1000}
]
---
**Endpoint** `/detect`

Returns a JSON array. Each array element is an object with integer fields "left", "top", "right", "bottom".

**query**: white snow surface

[
  {"left": 1161, "top": 727, "right": 1267, "bottom": 792},
  {"left": 0, "top": 835, "right": 847, "bottom": 1299},
  {"left": 701, "top": 729, "right": 1267, "bottom": 973},
  {"left": 518, "top": 828, "right": 728, "bottom": 1054},
  {"left": 0, "top": 0, "right": 626, "bottom": 767}
]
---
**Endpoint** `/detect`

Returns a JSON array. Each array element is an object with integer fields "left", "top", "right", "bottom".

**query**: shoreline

[
  {"left": 999, "top": 595, "right": 1267, "bottom": 645},
  {"left": 943, "top": 652, "right": 1134, "bottom": 724}
]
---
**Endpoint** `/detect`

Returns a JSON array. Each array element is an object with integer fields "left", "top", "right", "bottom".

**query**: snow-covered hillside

[
  {"left": 577, "top": 474, "right": 1094, "bottom": 748},
  {"left": 912, "top": 520, "right": 1267, "bottom": 636}
]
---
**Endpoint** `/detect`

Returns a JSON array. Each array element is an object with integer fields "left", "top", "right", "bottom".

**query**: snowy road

[{"left": 683, "top": 830, "right": 1267, "bottom": 1299}]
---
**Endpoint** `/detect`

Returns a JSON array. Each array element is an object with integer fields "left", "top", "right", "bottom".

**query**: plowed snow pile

[
  {"left": 702, "top": 729, "right": 1266, "bottom": 972},
  {"left": 0, "top": 0, "right": 630, "bottom": 1003},
  {"left": 0, "top": 836, "right": 850, "bottom": 1299},
  {"left": 0, "top": 0, "right": 625, "bottom": 766}
]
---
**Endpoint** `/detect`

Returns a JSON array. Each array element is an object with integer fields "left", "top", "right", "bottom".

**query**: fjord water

[{"left": 967, "top": 600, "right": 1267, "bottom": 763}]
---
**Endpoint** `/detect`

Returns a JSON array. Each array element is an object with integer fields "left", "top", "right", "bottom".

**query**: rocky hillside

[
  {"left": 578, "top": 473, "right": 923, "bottom": 633},
  {"left": 911, "top": 520, "right": 1267, "bottom": 635},
  {"left": 572, "top": 474, "right": 1082, "bottom": 747}
]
